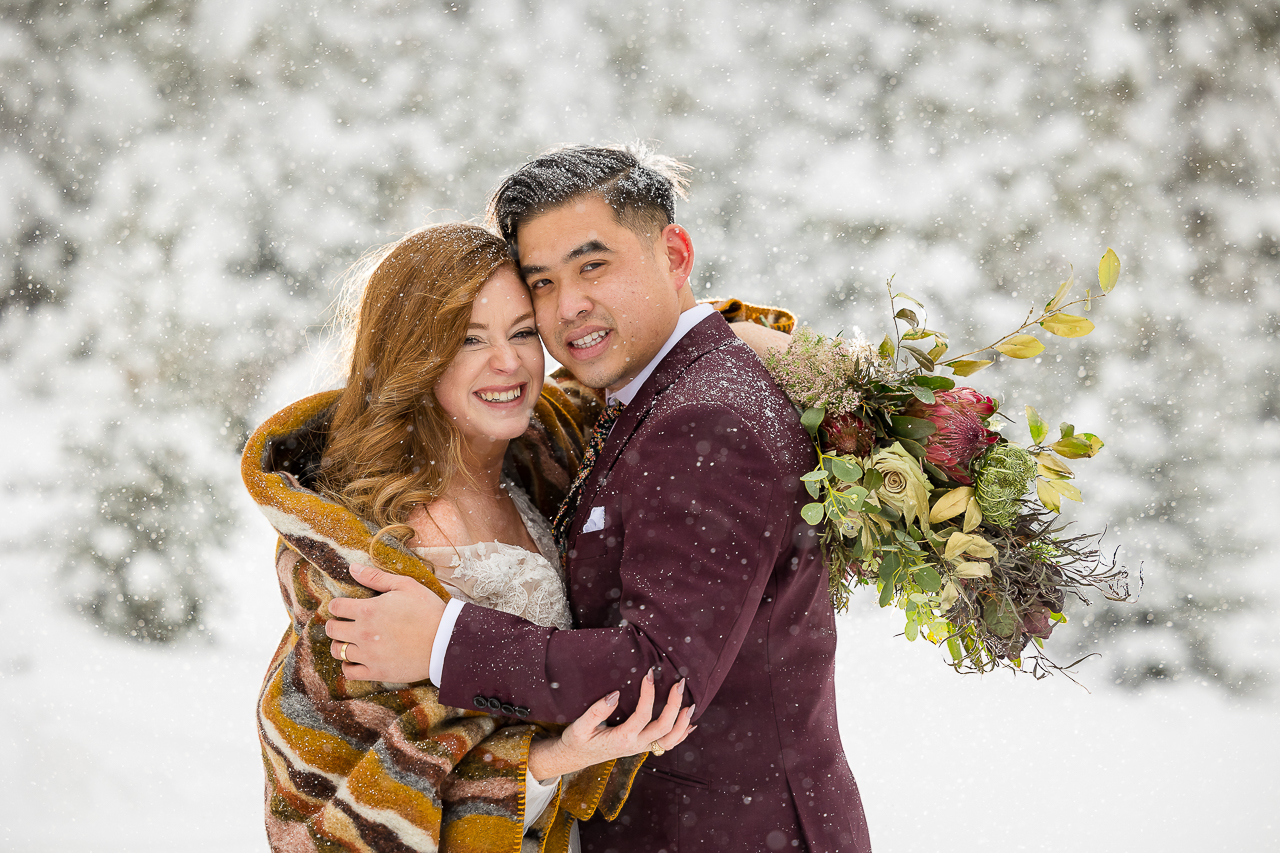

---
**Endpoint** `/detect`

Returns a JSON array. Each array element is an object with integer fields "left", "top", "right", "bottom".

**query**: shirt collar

[{"left": 607, "top": 302, "right": 716, "bottom": 407}]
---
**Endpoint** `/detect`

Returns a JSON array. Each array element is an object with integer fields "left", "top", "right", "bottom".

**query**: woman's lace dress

[
  {"left": 411, "top": 481, "right": 571, "bottom": 630},
  {"left": 411, "top": 481, "right": 578, "bottom": 850}
]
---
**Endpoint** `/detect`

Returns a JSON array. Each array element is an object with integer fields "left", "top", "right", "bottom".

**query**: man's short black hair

[{"left": 487, "top": 144, "right": 690, "bottom": 254}]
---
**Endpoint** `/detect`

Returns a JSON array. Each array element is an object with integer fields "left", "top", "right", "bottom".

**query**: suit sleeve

[{"left": 438, "top": 402, "right": 799, "bottom": 725}]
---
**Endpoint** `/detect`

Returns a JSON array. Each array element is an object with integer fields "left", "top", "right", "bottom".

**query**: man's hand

[{"left": 326, "top": 562, "right": 445, "bottom": 683}]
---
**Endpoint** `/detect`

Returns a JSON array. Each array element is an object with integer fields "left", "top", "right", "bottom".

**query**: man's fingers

[
  {"left": 327, "top": 596, "right": 362, "bottom": 620},
  {"left": 349, "top": 561, "right": 401, "bottom": 593}
]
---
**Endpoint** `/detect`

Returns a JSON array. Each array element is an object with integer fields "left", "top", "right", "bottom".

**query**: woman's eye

[
  {"left": 513, "top": 328, "right": 538, "bottom": 340},
  {"left": 463, "top": 336, "right": 483, "bottom": 346}
]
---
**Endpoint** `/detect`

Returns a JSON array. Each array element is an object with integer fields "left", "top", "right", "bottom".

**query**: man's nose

[{"left": 556, "top": 279, "right": 592, "bottom": 321}]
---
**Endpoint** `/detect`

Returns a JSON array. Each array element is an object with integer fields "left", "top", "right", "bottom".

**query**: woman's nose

[{"left": 489, "top": 342, "right": 521, "bottom": 372}]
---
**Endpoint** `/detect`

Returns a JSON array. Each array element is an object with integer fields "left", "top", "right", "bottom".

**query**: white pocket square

[{"left": 582, "top": 506, "right": 606, "bottom": 533}]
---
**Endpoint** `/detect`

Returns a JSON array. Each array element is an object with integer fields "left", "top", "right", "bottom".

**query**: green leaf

[
  {"left": 1046, "top": 266, "right": 1074, "bottom": 312},
  {"left": 800, "top": 407, "right": 826, "bottom": 436},
  {"left": 902, "top": 344, "right": 936, "bottom": 371},
  {"left": 1098, "top": 248, "right": 1120, "bottom": 293},
  {"left": 894, "top": 308, "right": 920, "bottom": 327},
  {"left": 1040, "top": 313, "right": 1095, "bottom": 338},
  {"left": 1058, "top": 422, "right": 1074, "bottom": 439},
  {"left": 1079, "top": 432, "right": 1105, "bottom": 455},
  {"left": 878, "top": 579, "right": 894, "bottom": 608},
  {"left": 862, "top": 468, "right": 884, "bottom": 491},
  {"left": 905, "top": 615, "right": 919, "bottom": 642},
  {"left": 994, "top": 334, "right": 1045, "bottom": 359},
  {"left": 875, "top": 501, "right": 902, "bottom": 522},
  {"left": 947, "top": 635, "right": 964, "bottom": 663},
  {"left": 804, "top": 478, "right": 821, "bottom": 499},
  {"left": 830, "top": 457, "right": 863, "bottom": 482},
  {"left": 1025, "top": 405, "right": 1048, "bottom": 445},
  {"left": 946, "top": 359, "right": 993, "bottom": 377},
  {"left": 801, "top": 502, "right": 825, "bottom": 525},
  {"left": 901, "top": 328, "right": 934, "bottom": 341},
  {"left": 801, "top": 469, "right": 828, "bottom": 482},
  {"left": 913, "top": 375, "right": 955, "bottom": 391},
  {"left": 1050, "top": 435, "right": 1097, "bottom": 459},
  {"left": 888, "top": 415, "right": 937, "bottom": 441},
  {"left": 897, "top": 438, "right": 928, "bottom": 459},
  {"left": 915, "top": 564, "right": 942, "bottom": 593},
  {"left": 879, "top": 334, "right": 896, "bottom": 361},
  {"left": 922, "top": 460, "right": 951, "bottom": 483},
  {"left": 908, "top": 385, "right": 936, "bottom": 404}
]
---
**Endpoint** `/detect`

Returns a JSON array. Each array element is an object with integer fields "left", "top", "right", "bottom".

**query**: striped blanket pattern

[{"left": 243, "top": 387, "right": 637, "bottom": 853}]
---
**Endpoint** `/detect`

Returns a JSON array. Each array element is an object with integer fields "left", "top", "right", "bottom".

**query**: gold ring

[
  {"left": 339, "top": 642, "right": 350, "bottom": 663},
  {"left": 648, "top": 741, "right": 665, "bottom": 757}
]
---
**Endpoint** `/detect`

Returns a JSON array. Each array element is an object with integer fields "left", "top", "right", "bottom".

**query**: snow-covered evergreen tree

[{"left": 2, "top": 0, "right": 1275, "bottom": 684}]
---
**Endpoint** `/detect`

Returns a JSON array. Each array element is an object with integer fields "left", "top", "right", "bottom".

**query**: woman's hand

[{"left": 526, "top": 667, "right": 695, "bottom": 782}]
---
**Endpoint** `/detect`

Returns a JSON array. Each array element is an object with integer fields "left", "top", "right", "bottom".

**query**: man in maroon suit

[{"left": 327, "top": 146, "right": 872, "bottom": 852}]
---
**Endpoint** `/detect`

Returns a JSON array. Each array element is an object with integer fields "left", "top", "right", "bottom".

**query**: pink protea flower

[
  {"left": 906, "top": 388, "right": 999, "bottom": 485},
  {"left": 823, "top": 412, "right": 875, "bottom": 457}
]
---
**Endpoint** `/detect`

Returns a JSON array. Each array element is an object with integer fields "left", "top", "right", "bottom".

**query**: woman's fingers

[
  {"left": 637, "top": 678, "right": 687, "bottom": 743},
  {"left": 616, "top": 667, "right": 658, "bottom": 737},
  {"left": 651, "top": 706, "right": 697, "bottom": 753},
  {"left": 576, "top": 690, "right": 621, "bottom": 732}
]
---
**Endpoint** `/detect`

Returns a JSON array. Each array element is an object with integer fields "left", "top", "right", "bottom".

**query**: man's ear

[{"left": 660, "top": 223, "right": 695, "bottom": 292}]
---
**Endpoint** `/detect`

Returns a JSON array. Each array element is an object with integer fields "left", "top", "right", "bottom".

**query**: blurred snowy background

[{"left": 1, "top": 0, "right": 1276, "bottom": 849}]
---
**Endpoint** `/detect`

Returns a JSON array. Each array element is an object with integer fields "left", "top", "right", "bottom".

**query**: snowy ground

[{"left": 1, "top": 479, "right": 1275, "bottom": 852}]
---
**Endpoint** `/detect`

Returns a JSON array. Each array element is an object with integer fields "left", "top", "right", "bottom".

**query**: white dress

[{"left": 411, "top": 482, "right": 579, "bottom": 852}]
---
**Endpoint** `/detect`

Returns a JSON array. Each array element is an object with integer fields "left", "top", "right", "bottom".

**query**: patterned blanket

[{"left": 243, "top": 386, "right": 638, "bottom": 853}]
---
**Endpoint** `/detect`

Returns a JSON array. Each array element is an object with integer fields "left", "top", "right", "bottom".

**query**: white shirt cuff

[
  {"left": 523, "top": 767, "right": 561, "bottom": 830},
  {"left": 429, "top": 599, "right": 465, "bottom": 687}
]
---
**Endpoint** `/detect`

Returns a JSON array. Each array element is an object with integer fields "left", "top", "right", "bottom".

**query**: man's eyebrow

[{"left": 519, "top": 240, "right": 613, "bottom": 278}]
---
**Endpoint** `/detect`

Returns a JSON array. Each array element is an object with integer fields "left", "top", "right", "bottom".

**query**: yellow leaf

[
  {"left": 1037, "top": 478, "right": 1061, "bottom": 512},
  {"left": 1049, "top": 479, "right": 1083, "bottom": 502},
  {"left": 1098, "top": 248, "right": 1120, "bottom": 294},
  {"left": 1040, "top": 313, "right": 1095, "bottom": 338},
  {"left": 947, "top": 359, "right": 992, "bottom": 377},
  {"left": 1046, "top": 267, "right": 1073, "bottom": 312},
  {"left": 961, "top": 536, "right": 997, "bottom": 559},
  {"left": 939, "top": 581, "right": 960, "bottom": 611},
  {"left": 928, "top": 341, "right": 949, "bottom": 361},
  {"left": 994, "top": 334, "right": 1045, "bottom": 359},
  {"left": 929, "top": 487, "right": 975, "bottom": 524},
  {"left": 962, "top": 497, "right": 983, "bottom": 533},
  {"left": 954, "top": 561, "right": 992, "bottom": 578},
  {"left": 1034, "top": 451, "right": 1074, "bottom": 477},
  {"left": 944, "top": 532, "right": 973, "bottom": 561}
]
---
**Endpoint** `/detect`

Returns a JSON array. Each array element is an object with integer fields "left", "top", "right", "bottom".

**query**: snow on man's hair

[{"left": 486, "top": 143, "right": 692, "bottom": 253}]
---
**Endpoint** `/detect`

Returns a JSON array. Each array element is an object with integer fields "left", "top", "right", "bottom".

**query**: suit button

[
  {"left": 487, "top": 697, "right": 502, "bottom": 712},
  {"left": 515, "top": 706, "right": 531, "bottom": 718},
  {"left": 500, "top": 703, "right": 516, "bottom": 716},
  {"left": 473, "top": 696, "right": 488, "bottom": 709}
]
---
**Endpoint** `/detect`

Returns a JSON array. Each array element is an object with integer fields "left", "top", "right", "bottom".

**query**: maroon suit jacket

[{"left": 439, "top": 314, "right": 872, "bottom": 852}]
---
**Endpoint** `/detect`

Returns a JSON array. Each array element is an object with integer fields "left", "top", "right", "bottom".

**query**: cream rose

[{"left": 870, "top": 441, "right": 933, "bottom": 529}]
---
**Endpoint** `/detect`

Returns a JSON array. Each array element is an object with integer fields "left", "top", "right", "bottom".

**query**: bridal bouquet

[{"left": 766, "top": 250, "right": 1132, "bottom": 676}]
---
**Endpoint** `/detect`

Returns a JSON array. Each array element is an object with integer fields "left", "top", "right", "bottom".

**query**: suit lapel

[{"left": 570, "top": 313, "right": 737, "bottom": 531}]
